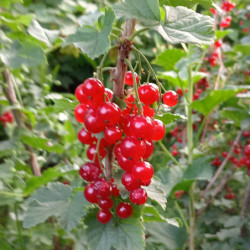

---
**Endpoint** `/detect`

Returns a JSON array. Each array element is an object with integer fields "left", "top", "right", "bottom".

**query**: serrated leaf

[
  {"left": 156, "top": 113, "right": 187, "bottom": 125},
  {"left": 191, "top": 89, "right": 241, "bottom": 116},
  {"left": 28, "top": 20, "right": 60, "bottom": 46},
  {"left": 21, "top": 135, "right": 64, "bottom": 153},
  {"left": 86, "top": 213, "right": 145, "bottom": 250},
  {"left": 156, "top": 6, "right": 215, "bottom": 45},
  {"left": 113, "top": 0, "right": 161, "bottom": 25},
  {"left": 23, "top": 183, "right": 88, "bottom": 231},
  {"left": 152, "top": 48, "right": 187, "bottom": 71},
  {"left": 63, "top": 8, "right": 115, "bottom": 59},
  {"left": 144, "top": 179, "right": 167, "bottom": 210},
  {"left": 0, "top": 41, "right": 46, "bottom": 68}
]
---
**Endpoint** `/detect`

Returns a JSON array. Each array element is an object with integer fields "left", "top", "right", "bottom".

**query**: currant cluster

[
  {"left": 74, "top": 72, "right": 178, "bottom": 224},
  {"left": 0, "top": 111, "right": 13, "bottom": 126}
]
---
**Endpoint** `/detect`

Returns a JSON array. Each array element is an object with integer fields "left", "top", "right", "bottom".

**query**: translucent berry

[
  {"left": 163, "top": 91, "right": 178, "bottom": 107},
  {"left": 97, "top": 210, "right": 112, "bottom": 224},
  {"left": 125, "top": 71, "right": 139, "bottom": 86},
  {"left": 79, "top": 162, "right": 100, "bottom": 182},
  {"left": 116, "top": 202, "right": 133, "bottom": 219},
  {"left": 130, "top": 188, "right": 148, "bottom": 205}
]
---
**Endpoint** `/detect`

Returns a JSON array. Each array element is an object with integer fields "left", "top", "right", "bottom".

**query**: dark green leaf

[{"left": 220, "top": 108, "right": 249, "bottom": 127}]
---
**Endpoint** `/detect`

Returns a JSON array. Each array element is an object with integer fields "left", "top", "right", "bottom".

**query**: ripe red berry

[
  {"left": 79, "top": 162, "right": 100, "bottom": 182},
  {"left": 125, "top": 71, "right": 139, "bottom": 86},
  {"left": 111, "top": 184, "right": 120, "bottom": 196},
  {"left": 74, "top": 104, "right": 88, "bottom": 123},
  {"left": 176, "top": 88, "right": 183, "bottom": 96},
  {"left": 124, "top": 95, "right": 135, "bottom": 108},
  {"left": 131, "top": 161, "right": 154, "bottom": 183},
  {"left": 130, "top": 188, "right": 148, "bottom": 205},
  {"left": 93, "top": 179, "right": 112, "bottom": 198},
  {"left": 143, "top": 105, "right": 154, "bottom": 117},
  {"left": 116, "top": 202, "right": 133, "bottom": 219},
  {"left": 104, "top": 88, "right": 113, "bottom": 101},
  {"left": 78, "top": 128, "right": 95, "bottom": 145},
  {"left": 174, "top": 190, "right": 184, "bottom": 199},
  {"left": 86, "top": 143, "right": 106, "bottom": 161},
  {"left": 172, "top": 149, "right": 178, "bottom": 156},
  {"left": 98, "top": 197, "right": 113, "bottom": 210},
  {"left": 75, "top": 84, "right": 87, "bottom": 104},
  {"left": 84, "top": 107, "right": 106, "bottom": 133},
  {"left": 143, "top": 140, "right": 154, "bottom": 160},
  {"left": 104, "top": 126, "right": 123, "bottom": 144},
  {"left": 97, "top": 210, "right": 112, "bottom": 224},
  {"left": 117, "top": 154, "right": 136, "bottom": 172},
  {"left": 152, "top": 119, "right": 165, "bottom": 141},
  {"left": 120, "top": 136, "right": 146, "bottom": 161},
  {"left": 121, "top": 172, "right": 140, "bottom": 191},
  {"left": 224, "top": 192, "right": 235, "bottom": 200},
  {"left": 163, "top": 91, "right": 178, "bottom": 107},
  {"left": 244, "top": 145, "right": 250, "bottom": 157},
  {"left": 210, "top": 8, "right": 217, "bottom": 15},
  {"left": 97, "top": 102, "right": 121, "bottom": 126},
  {"left": 214, "top": 40, "right": 223, "bottom": 48},
  {"left": 222, "top": 152, "right": 228, "bottom": 158},
  {"left": 138, "top": 83, "right": 159, "bottom": 105},
  {"left": 84, "top": 183, "right": 98, "bottom": 203}
]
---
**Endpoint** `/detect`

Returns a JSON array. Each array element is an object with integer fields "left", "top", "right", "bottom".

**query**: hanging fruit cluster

[{"left": 74, "top": 73, "right": 178, "bottom": 224}]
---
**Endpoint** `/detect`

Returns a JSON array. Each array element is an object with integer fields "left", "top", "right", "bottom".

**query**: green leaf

[
  {"left": 86, "top": 212, "right": 145, "bottom": 250},
  {"left": 0, "top": 160, "right": 14, "bottom": 179},
  {"left": 220, "top": 108, "right": 249, "bottom": 127},
  {"left": 156, "top": 6, "right": 215, "bottom": 45},
  {"left": 234, "top": 44, "right": 250, "bottom": 55},
  {"left": 21, "top": 135, "right": 64, "bottom": 153},
  {"left": 156, "top": 113, "right": 187, "bottom": 125},
  {"left": 28, "top": 20, "right": 60, "bottom": 46},
  {"left": 144, "top": 179, "right": 167, "bottom": 210},
  {"left": 183, "top": 156, "right": 213, "bottom": 181},
  {"left": 23, "top": 183, "right": 88, "bottom": 231},
  {"left": 63, "top": 8, "right": 115, "bottom": 59},
  {"left": 216, "top": 228, "right": 241, "bottom": 241},
  {"left": 215, "top": 30, "right": 233, "bottom": 40},
  {"left": 64, "top": 120, "right": 76, "bottom": 143},
  {"left": 52, "top": 98, "right": 77, "bottom": 112},
  {"left": 161, "top": 0, "right": 212, "bottom": 8},
  {"left": 112, "top": 0, "right": 161, "bottom": 25},
  {"left": 152, "top": 48, "right": 187, "bottom": 71},
  {"left": 0, "top": 41, "right": 46, "bottom": 68},
  {"left": 191, "top": 89, "right": 241, "bottom": 116}
]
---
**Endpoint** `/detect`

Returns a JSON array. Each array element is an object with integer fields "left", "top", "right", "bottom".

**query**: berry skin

[
  {"left": 78, "top": 128, "right": 95, "bottom": 145},
  {"left": 163, "top": 91, "right": 178, "bottom": 107},
  {"left": 214, "top": 40, "right": 223, "bottom": 48},
  {"left": 104, "top": 126, "right": 123, "bottom": 144},
  {"left": 75, "top": 84, "right": 87, "bottom": 104},
  {"left": 84, "top": 183, "right": 98, "bottom": 203},
  {"left": 84, "top": 107, "right": 106, "bottom": 134},
  {"left": 104, "top": 88, "right": 113, "bottom": 101},
  {"left": 117, "top": 154, "right": 136, "bottom": 172},
  {"left": 97, "top": 102, "right": 121, "bottom": 126},
  {"left": 82, "top": 78, "right": 105, "bottom": 106},
  {"left": 121, "top": 172, "right": 140, "bottom": 191},
  {"left": 125, "top": 71, "right": 139, "bottom": 86},
  {"left": 86, "top": 143, "right": 106, "bottom": 161},
  {"left": 111, "top": 184, "right": 120, "bottom": 196},
  {"left": 79, "top": 162, "right": 100, "bottom": 182},
  {"left": 152, "top": 119, "right": 165, "bottom": 141},
  {"left": 93, "top": 179, "right": 112, "bottom": 198},
  {"left": 222, "top": 152, "right": 228, "bottom": 158},
  {"left": 98, "top": 197, "right": 113, "bottom": 210},
  {"left": 143, "top": 105, "right": 154, "bottom": 117},
  {"left": 97, "top": 210, "right": 112, "bottom": 224},
  {"left": 143, "top": 140, "right": 154, "bottom": 160},
  {"left": 244, "top": 145, "right": 250, "bottom": 157},
  {"left": 130, "top": 188, "right": 148, "bottom": 205},
  {"left": 116, "top": 202, "right": 133, "bottom": 219},
  {"left": 120, "top": 136, "right": 146, "bottom": 161},
  {"left": 224, "top": 193, "right": 235, "bottom": 200},
  {"left": 131, "top": 161, "right": 154, "bottom": 183},
  {"left": 138, "top": 83, "right": 159, "bottom": 105},
  {"left": 172, "top": 149, "right": 178, "bottom": 156},
  {"left": 75, "top": 104, "right": 88, "bottom": 123}
]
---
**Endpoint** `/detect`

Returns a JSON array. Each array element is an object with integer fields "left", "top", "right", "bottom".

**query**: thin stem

[
  {"left": 0, "top": 191, "right": 23, "bottom": 197},
  {"left": 189, "top": 183, "right": 195, "bottom": 250},
  {"left": 95, "top": 138, "right": 105, "bottom": 177},
  {"left": 129, "top": 28, "right": 149, "bottom": 41},
  {"left": 174, "top": 201, "right": 190, "bottom": 233},
  {"left": 14, "top": 203, "right": 25, "bottom": 250},
  {"left": 158, "top": 141, "right": 184, "bottom": 169},
  {"left": 102, "top": 67, "right": 114, "bottom": 73},
  {"left": 193, "top": 116, "right": 207, "bottom": 149},
  {"left": 146, "top": 69, "right": 151, "bottom": 83}
]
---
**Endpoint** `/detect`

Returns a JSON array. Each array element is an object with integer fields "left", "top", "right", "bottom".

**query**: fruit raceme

[{"left": 74, "top": 75, "right": 178, "bottom": 223}]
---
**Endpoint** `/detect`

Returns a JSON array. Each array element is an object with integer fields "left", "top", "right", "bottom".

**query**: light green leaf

[
  {"left": 216, "top": 228, "right": 241, "bottom": 241},
  {"left": 28, "top": 20, "right": 60, "bottom": 46},
  {"left": 23, "top": 183, "right": 88, "bottom": 231},
  {"left": 52, "top": 98, "right": 77, "bottom": 112},
  {"left": 191, "top": 89, "right": 241, "bottom": 116},
  {"left": 152, "top": 48, "right": 187, "bottom": 71},
  {"left": 142, "top": 204, "right": 166, "bottom": 223},
  {"left": 156, "top": 6, "right": 215, "bottom": 45},
  {"left": 64, "top": 120, "right": 76, "bottom": 143},
  {"left": 112, "top": 0, "right": 161, "bottom": 25},
  {"left": 144, "top": 179, "right": 167, "bottom": 210},
  {"left": 0, "top": 41, "right": 46, "bottom": 68},
  {"left": 161, "top": 0, "right": 212, "bottom": 8},
  {"left": 220, "top": 108, "right": 249, "bottom": 127},
  {"left": 63, "top": 8, "right": 115, "bottom": 59},
  {"left": 21, "top": 135, "right": 64, "bottom": 153},
  {"left": 86, "top": 213, "right": 145, "bottom": 250},
  {"left": 234, "top": 44, "right": 250, "bottom": 55},
  {"left": 156, "top": 113, "right": 187, "bottom": 125},
  {"left": 215, "top": 30, "right": 233, "bottom": 40}
]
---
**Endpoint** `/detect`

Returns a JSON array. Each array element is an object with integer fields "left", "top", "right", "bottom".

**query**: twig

[
  {"left": 240, "top": 182, "right": 250, "bottom": 218},
  {"left": 2, "top": 69, "right": 41, "bottom": 176},
  {"left": 201, "top": 130, "right": 242, "bottom": 197}
]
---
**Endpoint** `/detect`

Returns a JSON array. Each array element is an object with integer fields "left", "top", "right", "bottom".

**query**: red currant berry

[
  {"left": 93, "top": 179, "right": 112, "bottom": 198},
  {"left": 104, "top": 88, "right": 113, "bottom": 102},
  {"left": 143, "top": 105, "right": 154, "bottom": 117},
  {"left": 98, "top": 197, "right": 113, "bottom": 210},
  {"left": 131, "top": 161, "right": 154, "bottom": 183},
  {"left": 78, "top": 128, "right": 95, "bottom": 145},
  {"left": 116, "top": 202, "right": 133, "bottom": 219},
  {"left": 84, "top": 183, "right": 98, "bottom": 203},
  {"left": 104, "top": 126, "right": 123, "bottom": 144},
  {"left": 224, "top": 193, "right": 235, "bottom": 200},
  {"left": 97, "top": 103, "right": 121, "bottom": 126},
  {"left": 120, "top": 136, "right": 146, "bottom": 161},
  {"left": 79, "top": 162, "right": 100, "bottom": 181},
  {"left": 172, "top": 149, "right": 178, "bottom": 156},
  {"left": 214, "top": 40, "right": 222, "bottom": 48},
  {"left": 117, "top": 154, "right": 136, "bottom": 172},
  {"left": 143, "top": 140, "right": 154, "bottom": 160},
  {"left": 86, "top": 143, "right": 106, "bottom": 161},
  {"left": 125, "top": 71, "right": 139, "bottom": 86},
  {"left": 163, "top": 91, "right": 178, "bottom": 107},
  {"left": 97, "top": 210, "right": 112, "bottom": 224},
  {"left": 122, "top": 172, "right": 140, "bottom": 191},
  {"left": 75, "top": 84, "right": 87, "bottom": 104},
  {"left": 124, "top": 95, "right": 135, "bottom": 108},
  {"left": 174, "top": 190, "right": 184, "bottom": 199},
  {"left": 244, "top": 145, "right": 250, "bottom": 157},
  {"left": 114, "top": 143, "right": 122, "bottom": 158},
  {"left": 176, "top": 88, "right": 183, "bottom": 96},
  {"left": 222, "top": 152, "right": 228, "bottom": 158},
  {"left": 129, "top": 188, "right": 147, "bottom": 205},
  {"left": 75, "top": 104, "right": 88, "bottom": 123},
  {"left": 138, "top": 83, "right": 159, "bottom": 105},
  {"left": 152, "top": 119, "right": 165, "bottom": 141},
  {"left": 111, "top": 184, "right": 120, "bottom": 196}
]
